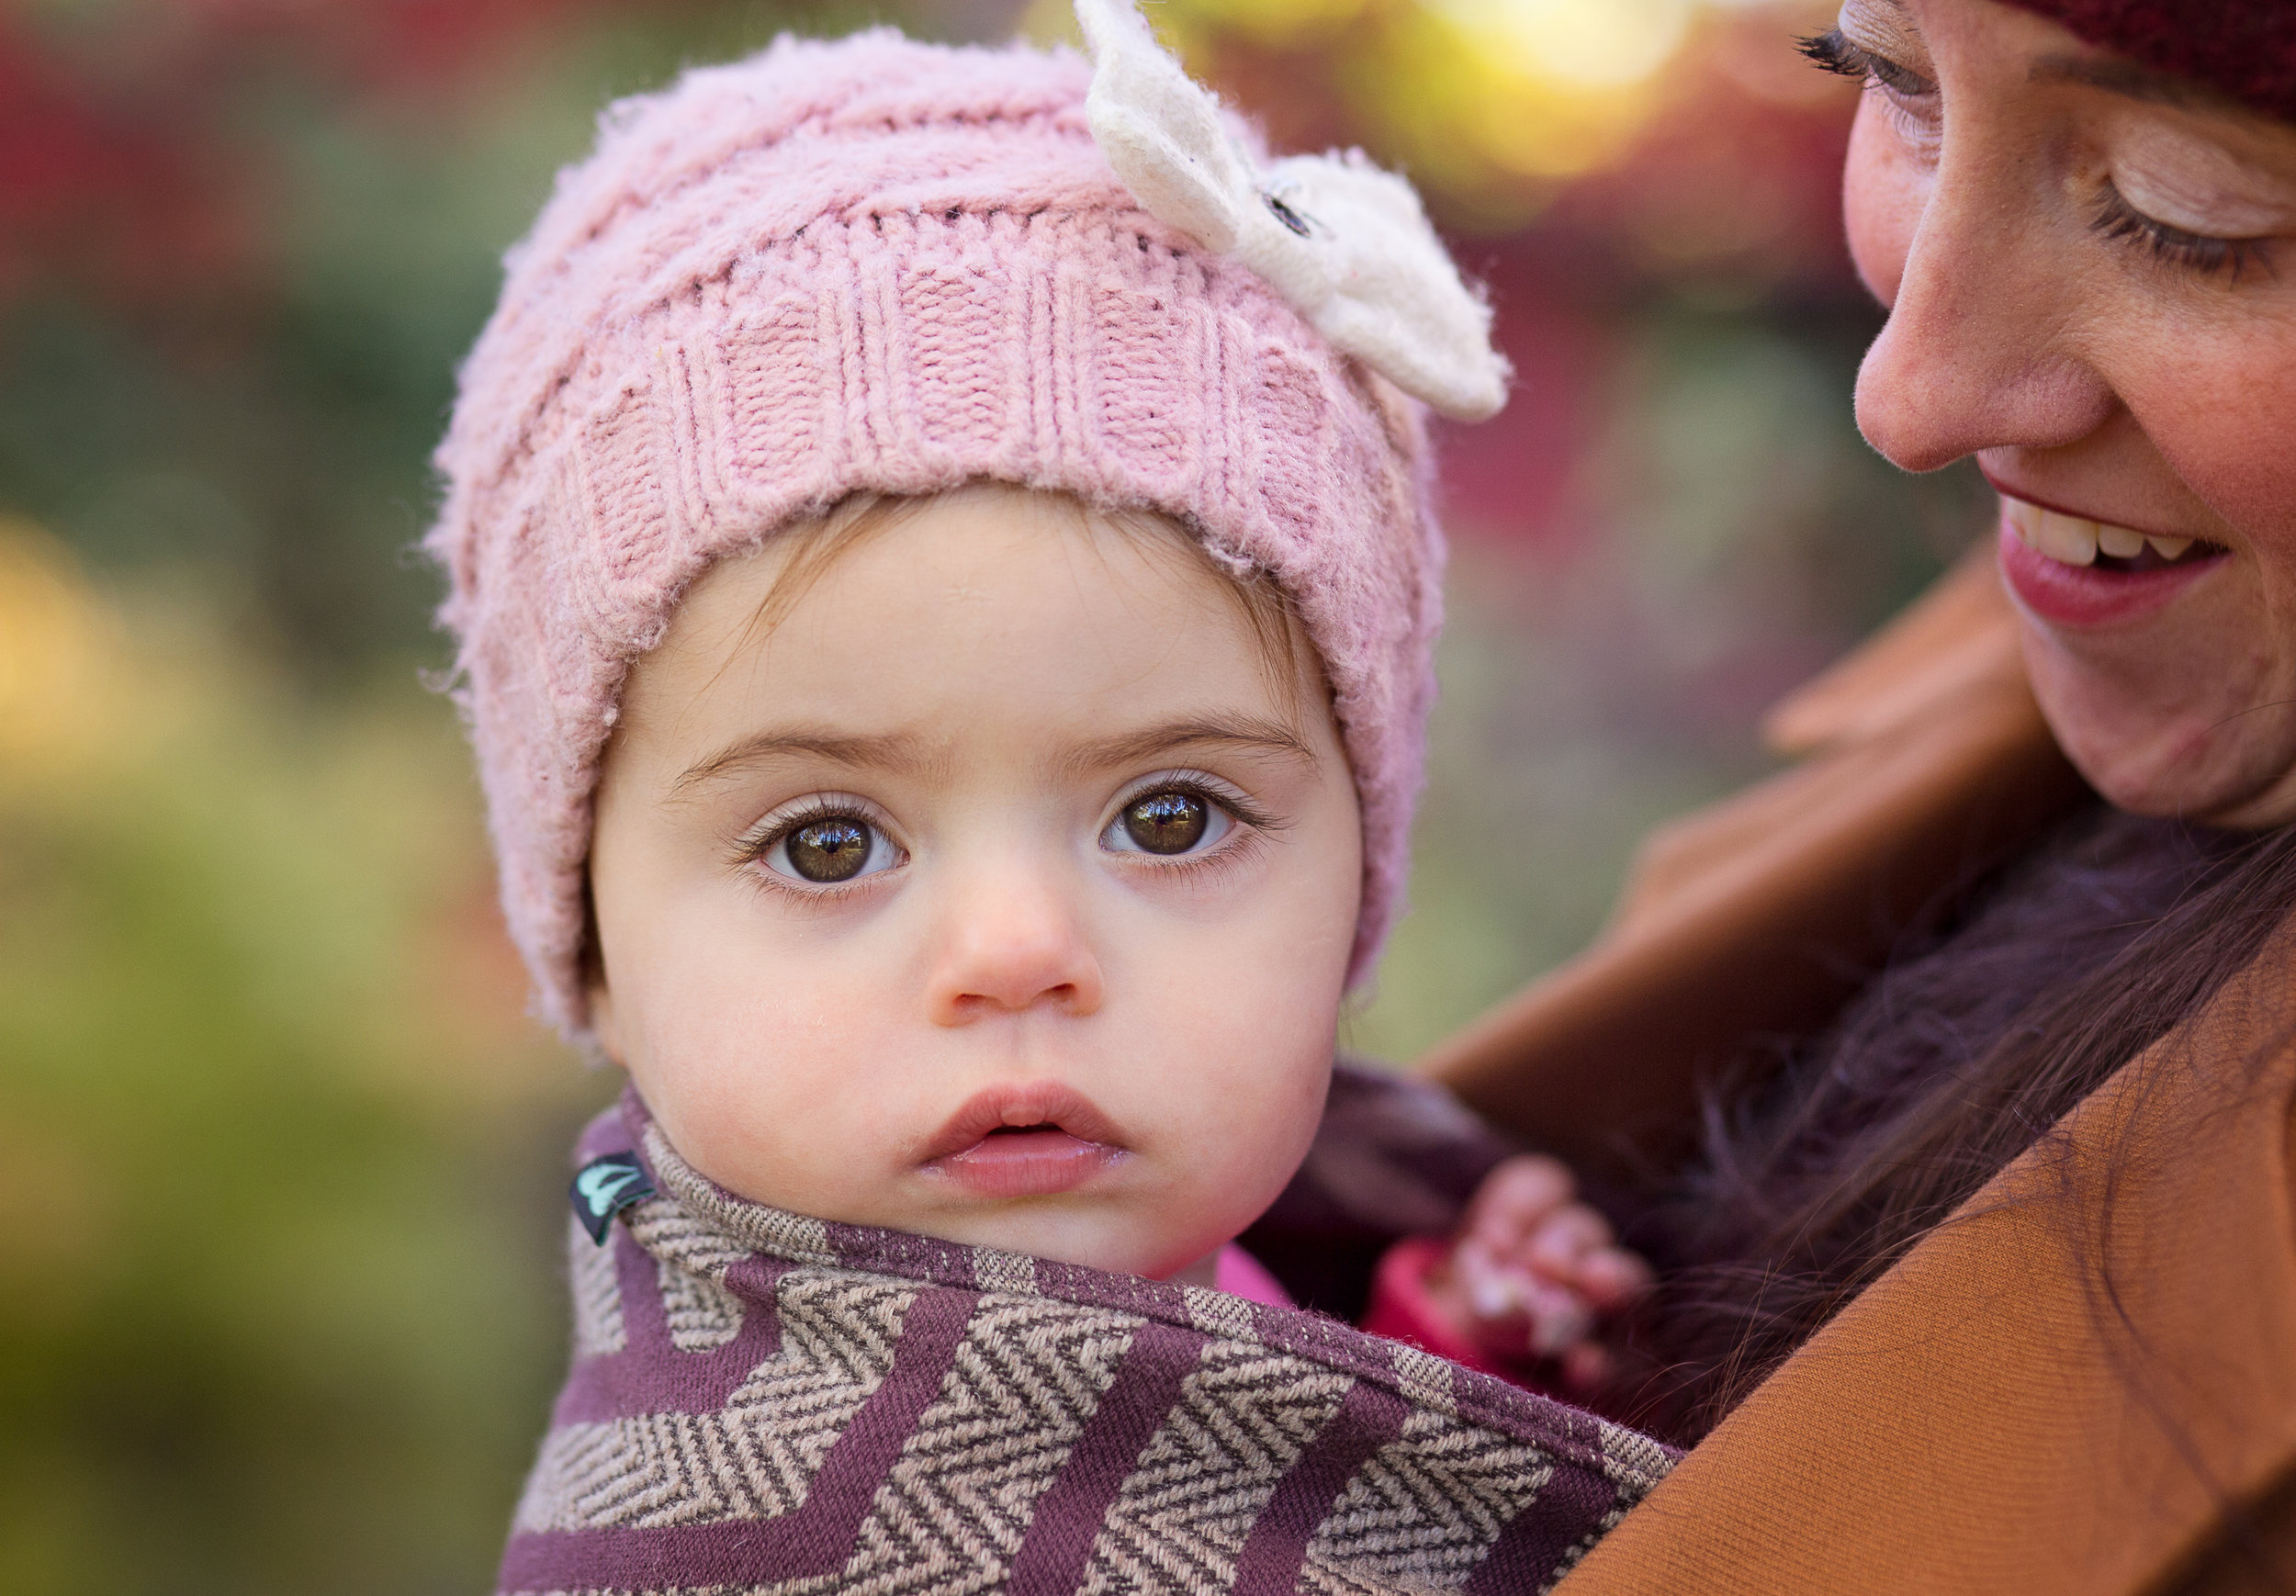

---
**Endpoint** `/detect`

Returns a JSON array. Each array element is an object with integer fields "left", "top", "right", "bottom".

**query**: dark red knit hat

[{"left": 2003, "top": 1, "right": 2294, "bottom": 123}]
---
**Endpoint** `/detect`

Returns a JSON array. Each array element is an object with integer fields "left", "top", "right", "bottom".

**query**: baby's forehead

[{"left": 623, "top": 485, "right": 1322, "bottom": 743}]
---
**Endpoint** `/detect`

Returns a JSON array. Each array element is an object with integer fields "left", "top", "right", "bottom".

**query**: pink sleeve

[
  {"left": 1359, "top": 1235, "right": 1558, "bottom": 1394},
  {"left": 1212, "top": 1242, "right": 1297, "bottom": 1308}
]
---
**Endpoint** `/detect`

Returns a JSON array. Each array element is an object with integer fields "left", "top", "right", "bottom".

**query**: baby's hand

[{"left": 1435, "top": 1155, "right": 1652, "bottom": 1392}]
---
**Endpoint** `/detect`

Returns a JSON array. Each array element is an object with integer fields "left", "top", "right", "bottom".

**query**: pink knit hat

[{"left": 428, "top": 23, "right": 1494, "bottom": 1037}]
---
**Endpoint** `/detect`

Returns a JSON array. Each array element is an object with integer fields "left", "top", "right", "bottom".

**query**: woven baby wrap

[{"left": 499, "top": 1095, "right": 1676, "bottom": 1594}]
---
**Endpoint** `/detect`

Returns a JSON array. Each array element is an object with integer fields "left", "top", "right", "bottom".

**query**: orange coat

[{"left": 1417, "top": 556, "right": 2296, "bottom": 1594}]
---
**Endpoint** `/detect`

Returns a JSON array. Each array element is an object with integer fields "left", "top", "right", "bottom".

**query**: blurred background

[{"left": 0, "top": 0, "right": 1990, "bottom": 1588}]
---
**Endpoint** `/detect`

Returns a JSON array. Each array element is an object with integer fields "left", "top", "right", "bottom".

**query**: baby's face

[{"left": 587, "top": 485, "right": 1361, "bottom": 1280}]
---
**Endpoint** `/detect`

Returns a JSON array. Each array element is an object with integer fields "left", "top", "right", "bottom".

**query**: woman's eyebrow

[
  {"left": 2030, "top": 52, "right": 2244, "bottom": 117},
  {"left": 1058, "top": 714, "right": 1319, "bottom": 777},
  {"left": 671, "top": 729, "right": 936, "bottom": 795}
]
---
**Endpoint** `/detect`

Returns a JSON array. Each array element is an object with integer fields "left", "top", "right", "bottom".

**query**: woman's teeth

[{"left": 2006, "top": 499, "right": 2194, "bottom": 568}]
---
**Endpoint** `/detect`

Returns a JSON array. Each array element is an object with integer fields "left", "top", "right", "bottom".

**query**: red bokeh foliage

[
  {"left": 1431, "top": 243, "right": 1612, "bottom": 550},
  {"left": 164, "top": 0, "right": 613, "bottom": 90},
  {"left": 0, "top": 0, "right": 646, "bottom": 313},
  {"left": 0, "top": 20, "right": 253, "bottom": 309}
]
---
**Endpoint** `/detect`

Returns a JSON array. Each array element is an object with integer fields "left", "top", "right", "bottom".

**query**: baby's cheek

[
  {"left": 633, "top": 948, "right": 907, "bottom": 1214},
  {"left": 1160, "top": 1007, "right": 1331, "bottom": 1219}
]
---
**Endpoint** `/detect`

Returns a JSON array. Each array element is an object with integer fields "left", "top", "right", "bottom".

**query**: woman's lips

[
  {"left": 1995, "top": 500, "right": 2225, "bottom": 630},
  {"left": 920, "top": 1082, "right": 1128, "bottom": 1199}
]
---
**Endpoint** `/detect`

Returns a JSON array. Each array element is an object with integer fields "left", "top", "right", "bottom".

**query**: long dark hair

[{"left": 1615, "top": 804, "right": 2296, "bottom": 1446}]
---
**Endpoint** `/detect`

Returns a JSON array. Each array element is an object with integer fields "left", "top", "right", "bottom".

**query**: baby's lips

[
  {"left": 917, "top": 1079, "right": 1127, "bottom": 1163},
  {"left": 927, "top": 1129, "right": 1125, "bottom": 1199}
]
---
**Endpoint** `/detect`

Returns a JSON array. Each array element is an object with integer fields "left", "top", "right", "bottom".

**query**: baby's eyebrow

[
  {"left": 1057, "top": 714, "right": 1319, "bottom": 778},
  {"left": 670, "top": 729, "right": 937, "bottom": 795}
]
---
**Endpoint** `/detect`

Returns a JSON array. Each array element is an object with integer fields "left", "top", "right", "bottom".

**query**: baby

[
  {"left": 583, "top": 483, "right": 1647, "bottom": 1371},
  {"left": 433, "top": 6, "right": 1662, "bottom": 1590}
]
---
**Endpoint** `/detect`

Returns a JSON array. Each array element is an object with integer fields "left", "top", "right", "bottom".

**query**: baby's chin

[{"left": 873, "top": 1181, "right": 1239, "bottom": 1282}]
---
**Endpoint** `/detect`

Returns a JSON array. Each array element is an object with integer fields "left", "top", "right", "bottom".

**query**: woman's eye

[
  {"left": 1800, "top": 29, "right": 1935, "bottom": 99},
  {"left": 767, "top": 814, "right": 892, "bottom": 884},
  {"left": 1864, "top": 52, "right": 1933, "bottom": 98},
  {"left": 2092, "top": 183, "right": 2273, "bottom": 281},
  {"left": 1105, "top": 789, "right": 1235, "bottom": 857}
]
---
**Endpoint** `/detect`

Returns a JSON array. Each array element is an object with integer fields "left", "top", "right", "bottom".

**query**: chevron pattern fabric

[{"left": 498, "top": 1095, "right": 1676, "bottom": 1594}]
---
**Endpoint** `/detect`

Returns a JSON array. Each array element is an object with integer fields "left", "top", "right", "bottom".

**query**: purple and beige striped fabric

[{"left": 499, "top": 1095, "right": 1675, "bottom": 1594}]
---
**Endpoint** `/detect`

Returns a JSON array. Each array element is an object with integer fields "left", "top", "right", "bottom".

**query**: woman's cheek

[
  {"left": 2166, "top": 345, "right": 2296, "bottom": 546},
  {"left": 1843, "top": 98, "right": 1921, "bottom": 310}
]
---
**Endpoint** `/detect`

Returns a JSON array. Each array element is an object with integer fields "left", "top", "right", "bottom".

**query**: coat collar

[{"left": 1558, "top": 926, "right": 2296, "bottom": 1594}]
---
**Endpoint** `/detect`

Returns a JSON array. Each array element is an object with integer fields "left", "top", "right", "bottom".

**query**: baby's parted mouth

[
  {"left": 920, "top": 1082, "right": 1130, "bottom": 1199},
  {"left": 2004, "top": 496, "right": 2218, "bottom": 572}
]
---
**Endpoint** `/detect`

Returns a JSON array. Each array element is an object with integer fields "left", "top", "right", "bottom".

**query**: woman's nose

[
  {"left": 1851, "top": 137, "right": 2117, "bottom": 473},
  {"left": 922, "top": 864, "right": 1106, "bottom": 1026}
]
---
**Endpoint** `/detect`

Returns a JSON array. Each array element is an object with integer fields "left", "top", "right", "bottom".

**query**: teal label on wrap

[{"left": 571, "top": 1152, "right": 655, "bottom": 1244}]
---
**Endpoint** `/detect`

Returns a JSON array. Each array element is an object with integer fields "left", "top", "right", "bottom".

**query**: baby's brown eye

[
  {"left": 1122, "top": 791, "right": 1209, "bottom": 855},
  {"left": 784, "top": 816, "right": 874, "bottom": 882}
]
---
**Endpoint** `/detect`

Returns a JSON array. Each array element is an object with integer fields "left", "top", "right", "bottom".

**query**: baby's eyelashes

[
  {"left": 1102, "top": 787, "right": 1232, "bottom": 856},
  {"left": 736, "top": 793, "right": 906, "bottom": 891},
  {"left": 726, "top": 770, "right": 1277, "bottom": 902},
  {"left": 1097, "top": 770, "right": 1281, "bottom": 869},
  {"left": 769, "top": 813, "right": 899, "bottom": 883}
]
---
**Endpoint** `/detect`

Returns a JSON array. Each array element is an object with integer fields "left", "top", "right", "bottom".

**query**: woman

[{"left": 1406, "top": 0, "right": 2293, "bottom": 1589}]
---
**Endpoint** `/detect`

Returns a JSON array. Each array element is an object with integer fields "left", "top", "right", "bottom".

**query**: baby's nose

[{"left": 923, "top": 873, "right": 1105, "bottom": 1024}]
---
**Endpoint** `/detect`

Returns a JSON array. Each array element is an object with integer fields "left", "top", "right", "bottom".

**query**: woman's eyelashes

[
  {"left": 1800, "top": 28, "right": 1936, "bottom": 101},
  {"left": 1801, "top": 27, "right": 1941, "bottom": 150},
  {"left": 2091, "top": 181, "right": 2277, "bottom": 281}
]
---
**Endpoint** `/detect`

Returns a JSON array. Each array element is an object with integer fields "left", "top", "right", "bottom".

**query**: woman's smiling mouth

[
  {"left": 2001, "top": 493, "right": 2211, "bottom": 569},
  {"left": 1995, "top": 491, "right": 2229, "bottom": 629}
]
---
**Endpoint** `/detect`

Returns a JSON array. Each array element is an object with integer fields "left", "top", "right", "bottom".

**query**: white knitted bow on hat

[{"left": 1075, "top": 0, "right": 1509, "bottom": 421}]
